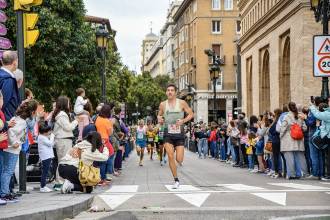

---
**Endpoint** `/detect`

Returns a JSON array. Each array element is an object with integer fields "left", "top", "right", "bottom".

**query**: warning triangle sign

[{"left": 318, "top": 38, "right": 330, "bottom": 55}]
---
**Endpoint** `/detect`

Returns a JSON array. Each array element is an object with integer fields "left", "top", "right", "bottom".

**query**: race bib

[
  {"left": 168, "top": 124, "right": 181, "bottom": 134},
  {"left": 159, "top": 131, "right": 164, "bottom": 139},
  {"left": 137, "top": 132, "right": 144, "bottom": 140},
  {"left": 148, "top": 138, "right": 154, "bottom": 142}
]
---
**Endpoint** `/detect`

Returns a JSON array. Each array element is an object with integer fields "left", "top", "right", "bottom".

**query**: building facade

[
  {"left": 161, "top": 0, "right": 183, "bottom": 78},
  {"left": 141, "top": 31, "right": 158, "bottom": 73},
  {"left": 142, "top": 0, "right": 183, "bottom": 78},
  {"left": 173, "top": 0, "right": 240, "bottom": 124},
  {"left": 239, "top": 0, "right": 322, "bottom": 116}
]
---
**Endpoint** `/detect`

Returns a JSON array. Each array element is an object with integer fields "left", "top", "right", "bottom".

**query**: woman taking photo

[{"left": 52, "top": 96, "right": 78, "bottom": 190}]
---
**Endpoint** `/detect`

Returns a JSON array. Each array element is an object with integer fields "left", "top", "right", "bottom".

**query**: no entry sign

[{"left": 314, "top": 35, "right": 330, "bottom": 77}]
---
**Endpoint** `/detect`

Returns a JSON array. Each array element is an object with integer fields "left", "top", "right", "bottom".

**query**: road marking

[
  {"left": 217, "top": 184, "right": 266, "bottom": 191},
  {"left": 98, "top": 194, "right": 135, "bottom": 209},
  {"left": 326, "top": 192, "right": 330, "bottom": 195},
  {"left": 175, "top": 193, "right": 210, "bottom": 207},
  {"left": 320, "top": 182, "right": 330, "bottom": 185},
  {"left": 268, "top": 183, "right": 330, "bottom": 190},
  {"left": 106, "top": 185, "right": 139, "bottom": 193},
  {"left": 269, "top": 214, "right": 330, "bottom": 220},
  {"left": 252, "top": 193, "right": 286, "bottom": 206},
  {"left": 165, "top": 185, "right": 201, "bottom": 192}
]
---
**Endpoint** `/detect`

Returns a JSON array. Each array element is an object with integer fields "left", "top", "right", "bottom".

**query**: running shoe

[
  {"left": 1, "top": 194, "right": 19, "bottom": 203},
  {"left": 172, "top": 181, "right": 180, "bottom": 189},
  {"left": 139, "top": 161, "right": 143, "bottom": 166},
  {"left": 0, "top": 198, "right": 6, "bottom": 206},
  {"left": 61, "top": 179, "right": 74, "bottom": 194},
  {"left": 53, "top": 183, "right": 62, "bottom": 191},
  {"left": 40, "top": 186, "right": 53, "bottom": 193},
  {"left": 106, "top": 174, "right": 113, "bottom": 181},
  {"left": 305, "top": 175, "right": 320, "bottom": 180}
]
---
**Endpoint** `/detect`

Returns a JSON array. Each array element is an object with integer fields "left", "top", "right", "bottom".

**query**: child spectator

[
  {"left": 0, "top": 99, "right": 38, "bottom": 203},
  {"left": 38, "top": 121, "right": 55, "bottom": 193},
  {"left": 74, "top": 88, "right": 88, "bottom": 115},
  {"left": 246, "top": 132, "right": 257, "bottom": 171}
]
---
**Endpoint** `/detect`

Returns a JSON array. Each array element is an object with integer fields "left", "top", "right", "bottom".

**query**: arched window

[
  {"left": 279, "top": 37, "right": 291, "bottom": 107},
  {"left": 259, "top": 50, "right": 270, "bottom": 114}
]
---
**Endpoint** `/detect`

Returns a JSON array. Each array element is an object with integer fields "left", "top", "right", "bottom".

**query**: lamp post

[
  {"left": 205, "top": 49, "right": 222, "bottom": 122},
  {"left": 311, "top": 0, "right": 330, "bottom": 100},
  {"left": 311, "top": 0, "right": 330, "bottom": 179},
  {"left": 96, "top": 24, "right": 109, "bottom": 103}
]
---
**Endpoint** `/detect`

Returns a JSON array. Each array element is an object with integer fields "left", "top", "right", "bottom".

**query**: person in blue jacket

[{"left": 0, "top": 51, "right": 21, "bottom": 121}]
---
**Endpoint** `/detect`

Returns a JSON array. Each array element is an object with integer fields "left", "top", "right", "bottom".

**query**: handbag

[
  {"left": 78, "top": 148, "right": 101, "bottom": 187},
  {"left": 311, "top": 130, "right": 329, "bottom": 150},
  {"left": 264, "top": 141, "right": 273, "bottom": 153}
]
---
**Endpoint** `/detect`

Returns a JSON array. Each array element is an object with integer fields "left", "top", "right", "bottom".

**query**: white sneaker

[
  {"left": 172, "top": 181, "right": 180, "bottom": 189},
  {"left": 0, "top": 198, "right": 6, "bottom": 206},
  {"left": 40, "top": 186, "right": 53, "bottom": 193},
  {"left": 61, "top": 179, "right": 74, "bottom": 194}
]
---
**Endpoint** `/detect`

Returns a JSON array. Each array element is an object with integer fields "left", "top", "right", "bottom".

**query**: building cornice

[
  {"left": 237, "top": 0, "right": 250, "bottom": 10},
  {"left": 173, "top": 0, "right": 192, "bottom": 22},
  {"left": 239, "top": 1, "right": 308, "bottom": 52}
]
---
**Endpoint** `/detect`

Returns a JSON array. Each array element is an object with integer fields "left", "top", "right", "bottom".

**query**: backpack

[{"left": 290, "top": 122, "right": 304, "bottom": 140}]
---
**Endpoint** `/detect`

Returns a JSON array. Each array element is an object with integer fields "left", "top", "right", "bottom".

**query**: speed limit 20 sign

[{"left": 314, "top": 35, "right": 330, "bottom": 77}]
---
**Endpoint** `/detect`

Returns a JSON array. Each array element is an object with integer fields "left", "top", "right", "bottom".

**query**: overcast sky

[{"left": 84, "top": 0, "right": 170, "bottom": 72}]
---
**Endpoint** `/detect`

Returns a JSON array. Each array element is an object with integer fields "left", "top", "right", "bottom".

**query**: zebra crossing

[{"left": 91, "top": 182, "right": 330, "bottom": 210}]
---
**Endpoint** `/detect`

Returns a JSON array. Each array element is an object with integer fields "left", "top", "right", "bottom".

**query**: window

[
  {"left": 236, "top": 20, "right": 241, "bottom": 34},
  {"left": 224, "top": 0, "right": 233, "bottom": 10},
  {"left": 212, "top": 20, "right": 221, "bottom": 34},
  {"left": 212, "top": 0, "right": 220, "bottom": 10}
]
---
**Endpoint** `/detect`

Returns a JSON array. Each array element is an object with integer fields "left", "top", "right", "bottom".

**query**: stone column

[
  {"left": 196, "top": 93, "right": 209, "bottom": 125},
  {"left": 226, "top": 98, "right": 233, "bottom": 122}
]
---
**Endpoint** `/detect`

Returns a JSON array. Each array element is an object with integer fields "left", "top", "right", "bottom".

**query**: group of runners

[{"left": 134, "top": 84, "right": 194, "bottom": 189}]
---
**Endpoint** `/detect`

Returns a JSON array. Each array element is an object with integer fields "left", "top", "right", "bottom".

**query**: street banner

[
  {"left": 0, "top": 23, "right": 7, "bottom": 36},
  {"left": 0, "top": 0, "right": 6, "bottom": 9},
  {"left": 0, "top": 10, "right": 6, "bottom": 23},
  {"left": 314, "top": 35, "right": 330, "bottom": 77},
  {"left": 0, "top": 37, "right": 11, "bottom": 49}
]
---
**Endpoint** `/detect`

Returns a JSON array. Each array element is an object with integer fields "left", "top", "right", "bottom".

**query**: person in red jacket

[{"left": 209, "top": 122, "right": 218, "bottom": 159}]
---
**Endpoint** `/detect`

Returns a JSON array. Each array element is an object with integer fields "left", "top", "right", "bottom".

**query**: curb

[{"left": 1, "top": 195, "right": 94, "bottom": 220}]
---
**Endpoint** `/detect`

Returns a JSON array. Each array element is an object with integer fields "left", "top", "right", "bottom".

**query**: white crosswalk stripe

[
  {"left": 90, "top": 183, "right": 329, "bottom": 210},
  {"left": 268, "top": 183, "right": 330, "bottom": 190},
  {"left": 164, "top": 184, "right": 201, "bottom": 192},
  {"left": 217, "top": 184, "right": 266, "bottom": 191}
]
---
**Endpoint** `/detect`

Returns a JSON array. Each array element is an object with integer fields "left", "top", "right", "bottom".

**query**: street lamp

[
  {"left": 310, "top": 0, "right": 330, "bottom": 100},
  {"left": 96, "top": 24, "right": 109, "bottom": 103},
  {"left": 205, "top": 49, "right": 223, "bottom": 122}
]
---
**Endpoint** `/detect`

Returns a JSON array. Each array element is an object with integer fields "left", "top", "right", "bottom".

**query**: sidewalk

[
  {"left": 0, "top": 155, "right": 134, "bottom": 220},
  {"left": 0, "top": 182, "right": 98, "bottom": 220}
]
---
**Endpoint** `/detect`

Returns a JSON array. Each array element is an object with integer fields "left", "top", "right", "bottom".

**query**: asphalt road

[{"left": 75, "top": 149, "right": 330, "bottom": 220}]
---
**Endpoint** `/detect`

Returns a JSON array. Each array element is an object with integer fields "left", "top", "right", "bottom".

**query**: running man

[
  {"left": 146, "top": 122, "right": 156, "bottom": 160},
  {"left": 157, "top": 119, "right": 166, "bottom": 166},
  {"left": 136, "top": 120, "right": 147, "bottom": 166},
  {"left": 158, "top": 84, "right": 194, "bottom": 189}
]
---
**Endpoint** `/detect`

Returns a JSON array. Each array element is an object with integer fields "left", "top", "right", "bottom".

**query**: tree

[
  {"left": 5, "top": 0, "right": 103, "bottom": 109},
  {"left": 126, "top": 72, "right": 168, "bottom": 122}
]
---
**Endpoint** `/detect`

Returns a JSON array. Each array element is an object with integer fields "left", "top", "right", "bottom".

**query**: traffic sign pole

[
  {"left": 321, "top": 0, "right": 329, "bottom": 101},
  {"left": 16, "top": 9, "right": 27, "bottom": 194}
]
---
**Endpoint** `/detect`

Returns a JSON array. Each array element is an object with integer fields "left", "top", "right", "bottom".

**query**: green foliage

[
  {"left": 126, "top": 72, "right": 169, "bottom": 120},
  {"left": 4, "top": 1, "right": 171, "bottom": 115}
]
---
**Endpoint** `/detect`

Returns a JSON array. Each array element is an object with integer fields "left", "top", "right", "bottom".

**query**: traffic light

[
  {"left": 14, "top": 0, "right": 42, "bottom": 11},
  {"left": 23, "top": 13, "right": 39, "bottom": 48}
]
